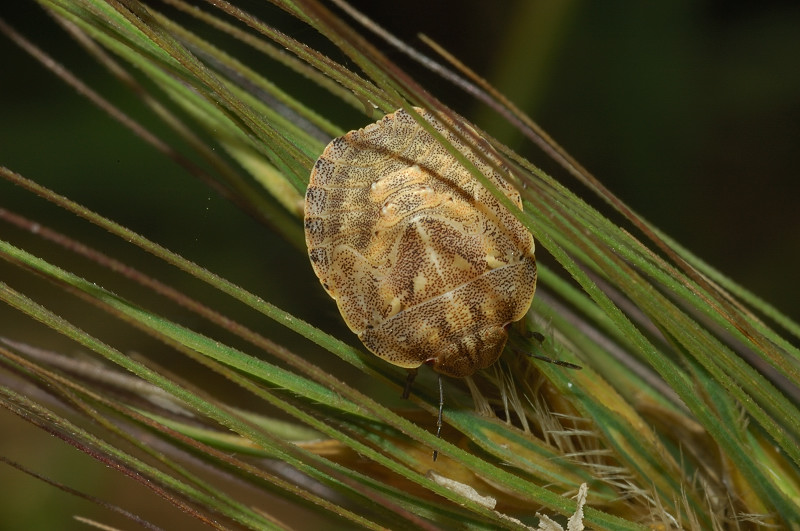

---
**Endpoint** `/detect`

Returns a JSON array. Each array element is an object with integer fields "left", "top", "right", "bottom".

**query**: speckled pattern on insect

[{"left": 304, "top": 107, "right": 537, "bottom": 378}]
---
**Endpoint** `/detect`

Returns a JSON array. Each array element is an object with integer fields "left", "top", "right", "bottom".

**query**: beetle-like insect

[{"left": 304, "top": 108, "right": 537, "bottom": 457}]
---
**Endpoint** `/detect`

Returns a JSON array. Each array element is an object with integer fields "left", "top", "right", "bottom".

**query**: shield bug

[{"left": 304, "top": 107, "right": 537, "bottom": 455}]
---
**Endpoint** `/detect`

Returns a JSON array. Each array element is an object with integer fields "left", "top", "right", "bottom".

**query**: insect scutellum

[{"left": 305, "top": 107, "right": 538, "bottom": 457}]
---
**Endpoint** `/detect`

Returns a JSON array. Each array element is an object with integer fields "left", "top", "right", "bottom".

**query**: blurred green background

[{"left": 1, "top": 1, "right": 799, "bottom": 528}]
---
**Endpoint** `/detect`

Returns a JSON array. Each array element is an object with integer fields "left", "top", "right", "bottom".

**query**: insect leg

[
  {"left": 402, "top": 368, "right": 418, "bottom": 399},
  {"left": 529, "top": 354, "right": 582, "bottom": 370}
]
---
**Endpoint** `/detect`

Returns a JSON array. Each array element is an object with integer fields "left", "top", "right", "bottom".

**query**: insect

[{"left": 304, "top": 107, "right": 537, "bottom": 456}]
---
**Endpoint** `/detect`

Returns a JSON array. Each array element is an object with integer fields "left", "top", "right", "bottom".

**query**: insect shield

[{"left": 304, "top": 107, "right": 537, "bottom": 458}]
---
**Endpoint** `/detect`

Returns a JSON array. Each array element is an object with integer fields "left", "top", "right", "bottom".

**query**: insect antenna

[
  {"left": 401, "top": 369, "right": 444, "bottom": 461},
  {"left": 433, "top": 373, "right": 443, "bottom": 461}
]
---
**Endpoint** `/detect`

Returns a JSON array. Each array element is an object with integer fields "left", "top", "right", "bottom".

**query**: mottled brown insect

[{"left": 304, "top": 108, "right": 537, "bottom": 379}]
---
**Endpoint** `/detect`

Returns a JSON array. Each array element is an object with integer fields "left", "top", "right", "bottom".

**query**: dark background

[
  {"left": 343, "top": 0, "right": 800, "bottom": 324},
  {"left": 1, "top": 1, "right": 798, "bottom": 528},
  {"left": 4, "top": 0, "right": 798, "bottom": 320}
]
